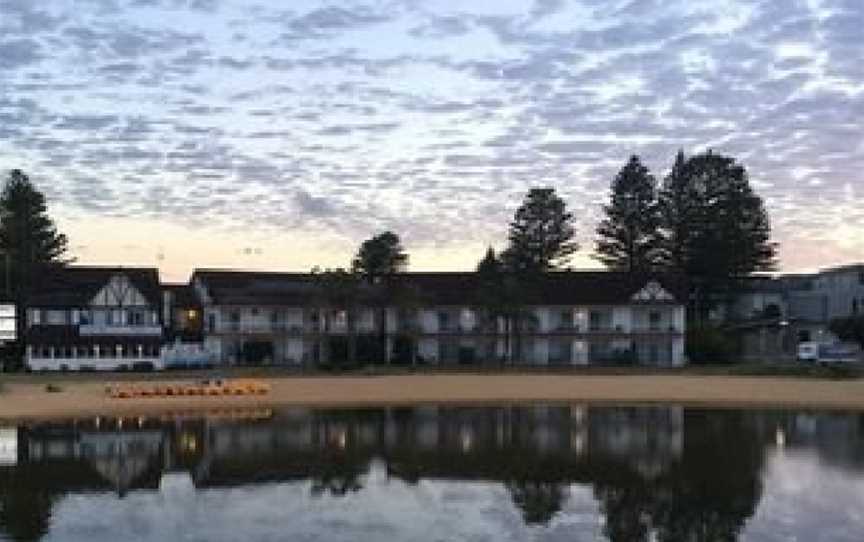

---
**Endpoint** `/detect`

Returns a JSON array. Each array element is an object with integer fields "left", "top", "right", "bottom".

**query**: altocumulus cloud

[{"left": 0, "top": 0, "right": 861, "bottom": 273}]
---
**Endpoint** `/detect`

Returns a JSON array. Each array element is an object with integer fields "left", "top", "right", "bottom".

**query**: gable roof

[
  {"left": 30, "top": 266, "right": 161, "bottom": 308},
  {"left": 192, "top": 269, "right": 687, "bottom": 307}
]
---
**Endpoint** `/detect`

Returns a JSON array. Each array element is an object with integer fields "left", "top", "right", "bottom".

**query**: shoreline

[{"left": 3, "top": 374, "right": 864, "bottom": 421}]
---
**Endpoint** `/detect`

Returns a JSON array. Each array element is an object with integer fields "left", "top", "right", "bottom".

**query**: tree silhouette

[{"left": 595, "top": 155, "right": 661, "bottom": 273}]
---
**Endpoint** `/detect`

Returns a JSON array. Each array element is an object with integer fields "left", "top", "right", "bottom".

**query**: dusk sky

[{"left": 1, "top": 0, "right": 862, "bottom": 281}]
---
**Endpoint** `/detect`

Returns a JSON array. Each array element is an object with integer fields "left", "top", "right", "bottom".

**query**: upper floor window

[
  {"left": 589, "top": 311, "right": 602, "bottom": 331},
  {"left": 230, "top": 311, "right": 240, "bottom": 323},
  {"left": 649, "top": 311, "right": 662, "bottom": 330},
  {"left": 333, "top": 310, "right": 347, "bottom": 327},
  {"left": 438, "top": 312, "right": 451, "bottom": 330},
  {"left": 130, "top": 310, "right": 144, "bottom": 326}
]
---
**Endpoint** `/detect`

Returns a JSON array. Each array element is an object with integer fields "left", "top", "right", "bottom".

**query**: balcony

[
  {"left": 79, "top": 324, "right": 162, "bottom": 336},
  {"left": 215, "top": 323, "right": 304, "bottom": 334},
  {"left": 632, "top": 324, "right": 681, "bottom": 334}
]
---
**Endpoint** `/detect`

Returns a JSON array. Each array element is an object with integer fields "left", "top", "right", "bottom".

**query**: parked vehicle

[{"left": 797, "top": 342, "right": 861, "bottom": 364}]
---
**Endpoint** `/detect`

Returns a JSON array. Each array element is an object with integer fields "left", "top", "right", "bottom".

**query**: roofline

[
  {"left": 191, "top": 268, "right": 684, "bottom": 277},
  {"left": 817, "top": 263, "right": 864, "bottom": 275}
]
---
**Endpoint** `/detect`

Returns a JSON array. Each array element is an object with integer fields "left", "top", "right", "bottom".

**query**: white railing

[
  {"left": 79, "top": 324, "right": 162, "bottom": 336},
  {"left": 27, "top": 356, "right": 163, "bottom": 371}
]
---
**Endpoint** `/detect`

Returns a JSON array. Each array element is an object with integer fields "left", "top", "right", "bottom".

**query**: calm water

[{"left": 1, "top": 405, "right": 863, "bottom": 542}]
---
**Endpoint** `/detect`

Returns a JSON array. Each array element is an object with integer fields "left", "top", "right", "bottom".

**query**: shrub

[
  {"left": 687, "top": 324, "right": 737, "bottom": 364},
  {"left": 45, "top": 383, "right": 63, "bottom": 393}
]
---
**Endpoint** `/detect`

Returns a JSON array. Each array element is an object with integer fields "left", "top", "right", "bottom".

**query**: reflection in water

[{"left": 0, "top": 406, "right": 862, "bottom": 541}]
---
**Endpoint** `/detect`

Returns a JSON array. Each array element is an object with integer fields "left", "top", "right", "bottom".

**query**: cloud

[
  {"left": 0, "top": 0, "right": 861, "bottom": 273},
  {"left": 0, "top": 38, "right": 43, "bottom": 68},
  {"left": 409, "top": 15, "right": 472, "bottom": 39},
  {"left": 294, "top": 189, "right": 336, "bottom": 217},
  {"left": 274, "top": 6, "right": 392, "bottom": 42}
]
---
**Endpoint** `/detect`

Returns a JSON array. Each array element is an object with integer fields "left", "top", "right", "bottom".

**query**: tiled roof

[
  {"left": 192, "top": 269, "right": 687, "bottom": 307},
  {"left": 30, "top": 266, "right": 161, "bottom": 308}
]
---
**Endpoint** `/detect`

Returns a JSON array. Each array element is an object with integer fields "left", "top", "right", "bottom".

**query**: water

[{"left": 1, "top": 405, "right": 862, "bottom": 541}]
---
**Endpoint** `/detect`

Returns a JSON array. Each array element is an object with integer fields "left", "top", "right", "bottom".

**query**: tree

[
  {"left": 656, "top": 151, "right": 697, "bottom": 274},
  {"left": 351, "top": 231, "right": 409, "bottom": 366},
  {"left": 310, "top": 267, "right": 361, "bottom": 369},
  {"left": 351, "top": 231, "right": 408, "bottom": 278},
  {"left": 0, "top": 169, "right": 70, "bottom": 369},
  {"left": 476, "top": 246, "right": 501, "bottom": 276},
  {"left": 595, "top": 155, "right": 661, "bottom": 273},
  {"left": 657, "top": 151, "right": 777, "bottom": 319},
  {"left": 829, "top": 317, "right": 864, "bottom": 349},
  {"left": 503, "top": 188, "right": 578, "bottom": 274},
  {"left": 475, "top": 247, "right": 508, "bottom": 364}
]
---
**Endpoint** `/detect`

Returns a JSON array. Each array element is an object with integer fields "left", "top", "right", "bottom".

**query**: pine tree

[
  {"left": 657, "top": 150, "right": 699, "bottom": 274},
  {"left": 0, "top": 169, "right": 70, "bottom": 368},
  {"left": 503, "top": 188, "right": 578, "bottom": 274},
  {"left": 0, "top": 170, "right": 70, "bottom": 293},
  {"left": 657, "top": 151, "right": 777, "bottom": 318},
  {"left": 476, "top": 246, "right": 501, "bottom": 276},
  {"left": 595, "top": 155, "right": 661, "bottom": 273}
]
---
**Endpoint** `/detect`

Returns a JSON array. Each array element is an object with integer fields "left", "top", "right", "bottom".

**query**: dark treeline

[{"left": 594, "top": 150, "right": 777, "bottom": 319}]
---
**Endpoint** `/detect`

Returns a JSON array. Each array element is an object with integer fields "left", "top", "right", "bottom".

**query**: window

[
  {"left": 30, "top": 309, "right": 42, "bottom": 326},
  {"left": 854, "top": 299, "right": 860, "bottom": 316},
  {"left": 589, "top": 311, "right": 602, "bottom": 331},
  {"left": 333, "top": 310, "right": 347, "bottom": 327},
  {"left": 559, "top": 310, "right": 573, "bottom": 329},
  {"left": 649, "top": 311, "right": 662, "bottom": 331},
  {"left": 438, "top": 312, "right": 451, "bottom": 330},
  {"left": 208, "top": 313, "right": 216, "bottom": 333}
]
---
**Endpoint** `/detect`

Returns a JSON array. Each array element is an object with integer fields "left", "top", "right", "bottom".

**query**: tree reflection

[
  {"left": 309, "top": 462, "right": 365, "bottom": 497},
  {"left": 0, "top": 467, "right": 56, "bottom": 542},
  {"left": 595, "top": 410, "right": 765, "bottom": 542},
  {"left": 506, "top": 480, "right": 568, "bottom": 525}
]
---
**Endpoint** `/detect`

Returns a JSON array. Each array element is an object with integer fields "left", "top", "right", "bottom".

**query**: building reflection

[{"left": 0, "top": 406, "right": 862, "bottom": 541}]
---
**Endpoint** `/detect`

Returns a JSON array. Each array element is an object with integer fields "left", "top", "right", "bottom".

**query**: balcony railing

[{"left": 79, "top": 324, "right": 162, "bottom": 336}]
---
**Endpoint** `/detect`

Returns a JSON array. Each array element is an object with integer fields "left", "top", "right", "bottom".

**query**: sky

[{"left": 1, "top": 0, "right": 862, "bottom": 282}]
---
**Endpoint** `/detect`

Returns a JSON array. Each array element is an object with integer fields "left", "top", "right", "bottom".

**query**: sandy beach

[{"left": 1, "top": 373, "right": 864, "bottom": 420}]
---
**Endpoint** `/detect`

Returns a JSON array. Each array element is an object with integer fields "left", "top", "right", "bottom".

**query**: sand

[{"left": 1, "top": 374, "right": 864, "bottom": 420}]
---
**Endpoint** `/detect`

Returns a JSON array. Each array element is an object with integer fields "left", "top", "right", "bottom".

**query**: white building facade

[
  {"left": 26, "top": 267, "right": 164, "bottom": 371},
  {"left": 193, "top": 271, "right": 687, "bottom": 367}
]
